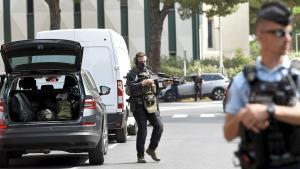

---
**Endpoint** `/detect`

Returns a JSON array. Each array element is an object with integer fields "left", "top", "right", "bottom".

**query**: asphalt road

[{"left": 7, "top": 101, "right": 240, "bottom": 169}]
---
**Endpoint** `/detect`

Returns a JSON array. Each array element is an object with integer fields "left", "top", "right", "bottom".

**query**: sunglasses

[{"left": 262, "top": 29, "right": 293, "bottom": 38}]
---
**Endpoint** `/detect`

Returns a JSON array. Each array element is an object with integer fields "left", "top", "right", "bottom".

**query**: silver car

[
  {"left": 160, "top": 73, "right": 230, "bottom": 102},
  {"left": 0, "top": 39, "right": 110, "bottom": 167}
]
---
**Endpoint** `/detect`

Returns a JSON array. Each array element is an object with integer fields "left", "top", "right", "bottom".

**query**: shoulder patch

[{"left": 243, "top": 64, "right": 256, "bottom": 83}]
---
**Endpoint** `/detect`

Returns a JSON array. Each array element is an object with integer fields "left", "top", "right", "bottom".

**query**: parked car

[
  {"left": 37, "top": 29, "right": 137, "bottom": 143},
  {"left": 160, "top": 73, "right": 230, "bottom": 102},
  {"left": 0, "top": 39, "right": 110, "bottom": 167}
]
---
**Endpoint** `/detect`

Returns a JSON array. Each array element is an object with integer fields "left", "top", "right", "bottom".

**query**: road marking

[
  {"left": 160, "top": 105, "right": 222, "bottom": 112},
  {"left": 172, "top": 114, "right": 188, "bottom": 118},
  {"left": 200, "top": 114, "right": 216, "bottom": 118},
  {"left": 108, "top": 135, "right": 132, "bottom": 150},
  {"left": 108, "top": 143, "right": 119, "bottom": 149}
]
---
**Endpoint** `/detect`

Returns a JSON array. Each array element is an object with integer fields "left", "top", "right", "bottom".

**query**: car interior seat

[{"left": 10, "top": 77, "right": 37, "bottom": 122}]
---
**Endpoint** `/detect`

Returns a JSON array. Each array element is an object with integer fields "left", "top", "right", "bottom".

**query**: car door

[
  {"left": 177, "top": 76, "right": 195, "bottom": 96},
  {"left": 201, "top": 74, "right": 214, "bottom": 95},
  {"left": 1, "top": 39, "right": 83, "bottom": 74}
]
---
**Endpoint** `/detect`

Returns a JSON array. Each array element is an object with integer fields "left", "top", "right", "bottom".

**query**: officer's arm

[
  {"left": 273, "top": 103, "right": 300, "bottom": 125},
  {"left": 224, "top": 113, "right": 244, "bottom": 141},
  {"left": 223, "top": 77, "right": 246, "bottom": 141},
  {"left": 126, "top": 72, "right": 143, "bottom": 96}
]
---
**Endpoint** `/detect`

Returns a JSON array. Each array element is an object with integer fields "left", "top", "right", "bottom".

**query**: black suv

[{"left": 0, "top": 39, "right": 110, "bottom": 167}]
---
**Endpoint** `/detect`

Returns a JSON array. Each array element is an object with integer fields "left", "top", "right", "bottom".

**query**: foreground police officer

[
  {"left": 224, "top": 1, "right": 300, "bottom": 169},
  {"left": 126, "top": 52, "right": 163, "bottom": 163}
]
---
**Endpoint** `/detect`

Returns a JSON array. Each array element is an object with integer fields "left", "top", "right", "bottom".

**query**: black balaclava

[{"left": 137, "top": 61, "right": 146, "bottom": 70}]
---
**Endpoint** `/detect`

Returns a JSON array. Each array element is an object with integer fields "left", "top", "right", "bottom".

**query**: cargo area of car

[{"left": 7, "top": 75, "right": 81, "bottom": 122}]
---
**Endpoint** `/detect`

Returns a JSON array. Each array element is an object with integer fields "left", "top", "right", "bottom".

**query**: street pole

[
  {"left": 183, "top": 50, "right": 187, "bottom": 76},
  {"left": 219, "top": 16, "right": 224, "bottom": 74}
]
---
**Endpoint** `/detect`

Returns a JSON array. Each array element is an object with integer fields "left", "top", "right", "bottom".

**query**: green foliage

[
  {"left": 294, "top": 7, "right": 300, "bottom": 14},
  {"left": 288, "top": 52, "right": 300, "bottom": 59},
  {"left": 250, "top": 40, "right": 260, "bottom": 59},
  {"left": 160, "top": 56, "right": 185, "bottom": 77},
  {"left": 160, "top": 48, "right": 254, "bottom": 79},
  {"left": 223, "top": 48, "right": 254, "bottom": 79},
  {"left": 176, "top": 0, "right": 248, "bottom": 19}
]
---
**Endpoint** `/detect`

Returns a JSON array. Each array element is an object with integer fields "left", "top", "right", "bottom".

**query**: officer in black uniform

[
  {"left": 224, "top": 1, "right": 300, "bottom": 169},
  {"left": 125, "top": 52, "right": 163, "bottom": 163},
  {"left": 193, "top": 75, "right": 203, "bottom": 101}
]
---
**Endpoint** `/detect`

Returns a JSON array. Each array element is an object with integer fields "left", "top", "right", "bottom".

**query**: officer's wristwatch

[{"left": 266, "top": 103, "right": 276, "bottom": 119}]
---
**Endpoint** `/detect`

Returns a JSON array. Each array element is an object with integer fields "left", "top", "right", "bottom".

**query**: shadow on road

[{"left": 7, "top": 154, "right": 90, "bottom": 169}]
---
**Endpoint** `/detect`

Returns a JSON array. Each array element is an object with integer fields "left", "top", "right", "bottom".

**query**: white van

[{"left": 37, "top": 29, "right": 136, "bottom": 143}]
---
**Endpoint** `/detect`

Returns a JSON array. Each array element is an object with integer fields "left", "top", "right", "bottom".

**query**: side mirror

[{"left": 99, "top": 86, "right": 110, "bottom": 95}]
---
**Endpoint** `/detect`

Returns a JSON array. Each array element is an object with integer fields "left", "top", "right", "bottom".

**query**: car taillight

[
  {"left": 84, "top": 99, "right": 97, "bottom": 109},
  {"left": 0, "top": 100, "right": 7, "bottom": 129},
  {"left": 81, "top": 122, "right": 96, "bottom": 127},
  {"left": 117, "top": 80, "right": 124, "bottom": 109}
]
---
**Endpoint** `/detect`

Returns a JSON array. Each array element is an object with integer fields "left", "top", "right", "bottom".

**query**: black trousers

[
  {"left": 194, "top": 85, "right": 202, "bottom": 101},
  {"left": 133, "top": 105, "right": 163, "bottom": 157}
]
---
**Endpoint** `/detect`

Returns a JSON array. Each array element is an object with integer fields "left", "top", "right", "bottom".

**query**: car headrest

[
  {"left": 41, "top": 85, "right": 54, "bottom": 91},
  {"left": 63, "top": 76, "right": 77, "bottom": 89},
  {"left": 19, "top": 77, "right": 37, "bottom": 90}
]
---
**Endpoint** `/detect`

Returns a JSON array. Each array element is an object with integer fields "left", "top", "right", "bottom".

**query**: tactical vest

[
  {"left": 139, "top": 70, "right": 159, "bottom": 113},
  {"left": 237, "top": 62, "right": 300, "bottom": 169}
]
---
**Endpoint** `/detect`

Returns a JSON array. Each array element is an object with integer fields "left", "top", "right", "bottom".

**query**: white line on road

[
  {"left": 172, "top": 114, "right": 188, "bottom": 118},
  {"left": 200, "top": 114, "right": 216, "bottom": 118},
  {"left": 160, "top": 105, "right": 221, "bottom": 112},
  {"left": 108, "top": 143, "right": 119, "bottom": 149}
]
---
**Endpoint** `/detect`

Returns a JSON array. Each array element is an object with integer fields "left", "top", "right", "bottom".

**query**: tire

[
  {"left": 89, "top": 130, "right": 105, "bottom": 165},
  {"left": 116, "top": 125, "right": 127, "bottom": 143},
  {"left": 128, "top": 121, "right": 137, "bottom": 136},
  {"left": 211, "top": 88, "right": 224, "bottom": 100},
  {"left": 164, "top": 90, "right": 175, "bottom": 102},
  {"left": 103, "top": 122, "right": 109, "bottom": 155},
  {"left": 0, "top": 151, "right": 9, "bottom": 168}
]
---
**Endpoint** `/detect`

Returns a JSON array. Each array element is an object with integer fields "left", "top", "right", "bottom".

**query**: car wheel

[
  {"left": 89, "top": 131, "right": 105, "bottom": 165},
  {"left": 128, "top": 121, "right": 137, "bottom": 136},
  {"left": 164, "top": 90, "right": 175, "bottom": 102},
  {"left": 103, "top": 122, "right": 109, "bottom": 155},
  {"left": 212, "top": 88, "right": 224, "bottom": 100},
  {"left": 116, "top": 121, "right": 127, "bottom": 143},
  {"left": 0, "top": 151, "right": 9, "bottom": 168}
]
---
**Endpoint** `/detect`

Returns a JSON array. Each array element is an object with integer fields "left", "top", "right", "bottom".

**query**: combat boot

[
  {"left": 146, "top": 148, "right": 161, "bottom": 161},
  {"left": 137, "top": 156, "right": 146, "bottom": 163}
]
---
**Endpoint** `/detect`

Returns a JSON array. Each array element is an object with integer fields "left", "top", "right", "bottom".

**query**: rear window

[
  {"left": 10, "top": 55, "right": 76, "bottom": 68},
  {"left": 201, "top": 74, "right": 224, "bottom": 81},
  {"left": 10, "top": 75, "right": 79, "bottom": 91}
]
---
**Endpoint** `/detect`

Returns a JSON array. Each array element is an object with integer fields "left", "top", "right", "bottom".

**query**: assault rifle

[{"left": 137, "top": 72, "right": 175, "bottom": 90}]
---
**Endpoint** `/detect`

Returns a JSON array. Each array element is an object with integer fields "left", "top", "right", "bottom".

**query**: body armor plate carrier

[{"left": 237, "top": 61, "right": 300, "bottom": 169}]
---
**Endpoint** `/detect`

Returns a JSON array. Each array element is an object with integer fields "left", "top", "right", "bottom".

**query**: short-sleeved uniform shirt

[{"left": 225, "top": 56, "right": 300, "bottom": 114}]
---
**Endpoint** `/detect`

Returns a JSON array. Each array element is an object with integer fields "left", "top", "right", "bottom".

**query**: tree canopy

[
  {"left": 249, "top": 0, "right": 300, "bottom": 35},
  {"left": 147, "top": 0, "right": 248, "bottom": 72}
]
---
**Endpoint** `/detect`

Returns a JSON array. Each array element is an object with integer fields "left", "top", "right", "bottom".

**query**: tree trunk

[
  {"left": 148, "top": 0, "right": 173, "bottom": 73},
  {"left": 149, "top": 20, "right": 164, "bottom": 73},
  {"left": 45, "top": 0, "right": 61, "bottom": 30}
]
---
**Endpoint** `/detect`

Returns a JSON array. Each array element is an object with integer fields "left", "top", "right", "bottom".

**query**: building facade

[{"left": 0, "top": 0, "right": 249, "bottom": 67}]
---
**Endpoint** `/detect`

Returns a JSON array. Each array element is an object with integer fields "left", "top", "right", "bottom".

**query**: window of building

[
  {"left": 27, "top": 0, "right": 33, "bottom": 14},
  {"left": 208, "top": 19, "right": 213, "bottom": 49},
  {"left": 74, "top": 2, "right": 81, "bottom": 14}
]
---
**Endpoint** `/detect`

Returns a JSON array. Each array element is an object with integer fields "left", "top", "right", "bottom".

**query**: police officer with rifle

[
  {"left": 125, "top": 52, "right": 170, "bottom": 163},
  {"left": 224, "top": 1, "right": 300, "bottom": 169}
]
